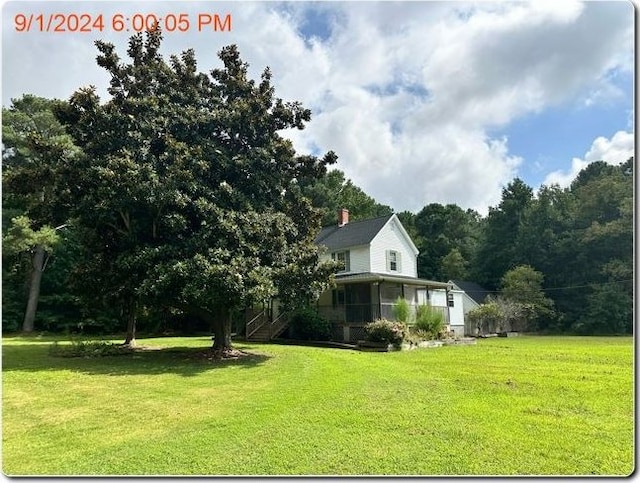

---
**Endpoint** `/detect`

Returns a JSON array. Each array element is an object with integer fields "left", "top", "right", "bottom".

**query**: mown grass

[{"left": 2, "top": 335, "right": 634, "bottom": 476}]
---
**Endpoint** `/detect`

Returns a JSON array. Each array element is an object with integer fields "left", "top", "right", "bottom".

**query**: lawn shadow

[{"left": 2, "top": 341, "right": 271, "bottom": 378}]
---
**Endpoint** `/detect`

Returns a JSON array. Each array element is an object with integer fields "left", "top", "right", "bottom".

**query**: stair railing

[
  {"left": 270, "top": 312, "right": 289, "bottom": 339},
  {"left": 246, "top": 309, "right": 268, "bottom": 339}
]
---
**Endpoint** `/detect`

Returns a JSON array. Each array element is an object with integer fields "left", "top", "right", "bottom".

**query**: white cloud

[
  {"left": 542, "top": 130, "right": 635, "bottom": 187},
  {"left": 280, "top": 1, "right": 632, "bottom": 213},
  {"left": 2, "top": 1, "right": 634, "bottom": 214},
  {"left": 584, "top": 131, "right": 635, "bottom": 164}
]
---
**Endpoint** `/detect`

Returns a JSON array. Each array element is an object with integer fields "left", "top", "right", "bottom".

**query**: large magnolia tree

[{"left": 55, "top": 31, "right": 337, "bottom": 350}]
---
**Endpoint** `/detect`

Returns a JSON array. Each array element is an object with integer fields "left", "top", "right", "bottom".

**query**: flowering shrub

[{"left": 364, "top": 319, "right": 408, "bottom": 346}]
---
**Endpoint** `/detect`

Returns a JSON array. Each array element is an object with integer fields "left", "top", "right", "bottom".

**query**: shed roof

[{"left": 449, "top": 280, "right": 491, "bottom": 305}]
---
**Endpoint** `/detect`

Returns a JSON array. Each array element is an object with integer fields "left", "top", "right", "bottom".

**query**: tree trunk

[
  {"left": 123, "top": 297, "right": 137, "bottom": 347},
  {"left": 22, "top": 244, "right": 46, "bottom": 333},
  {"left": 211, "top": 307, "right": 233, "bottom": 350}
]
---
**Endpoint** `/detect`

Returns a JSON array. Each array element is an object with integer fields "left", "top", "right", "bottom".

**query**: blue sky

[
  {"left": 493, "top": 66, "right": 634, "bottom": 187},
  {"left": 2, "top": 1, "right": 635, "bottom": 214}
]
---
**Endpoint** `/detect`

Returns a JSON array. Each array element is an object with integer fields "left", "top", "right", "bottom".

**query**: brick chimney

[{"left": 338, "top": 208, "right": 349, "bottom": 227}]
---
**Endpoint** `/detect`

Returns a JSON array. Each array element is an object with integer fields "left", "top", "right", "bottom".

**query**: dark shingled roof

[
  {"left": 315, "top": 214, "right": 394, "bottom": 251},
  {"left": 450, "top": 280, "right": 491, "bottom": 305}
]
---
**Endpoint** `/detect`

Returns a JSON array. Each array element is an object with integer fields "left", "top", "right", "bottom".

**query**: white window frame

[
  {"left": 331, "top": 250, "right": 350, "bottom": 273},
  {"left": 387, "top": 250, "right": 401, "bottom": 272}
]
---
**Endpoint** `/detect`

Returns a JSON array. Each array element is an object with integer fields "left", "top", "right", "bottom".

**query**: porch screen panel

[
  {"left": 345, "top": 283, "right": 373, "bottom": 323},
  {"left": 380, "top": 282, "right": 402, "bottom": 320},
  {"left": 380, "top": 282, "right": 402, "bottom": 303},
  {"left": 404, "top": 286, "right": 418, "bottom": 304}
]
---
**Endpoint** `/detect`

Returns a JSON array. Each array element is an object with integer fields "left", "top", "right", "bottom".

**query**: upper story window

[
  {"left": 331, "top": 250, "right": 350, "bottom": 272},
  {"left": 389, "top": 251, "right": 398, "bottom": 271},
  {"left": 387, "top": 250, "right": 401, "bottom": 272}
]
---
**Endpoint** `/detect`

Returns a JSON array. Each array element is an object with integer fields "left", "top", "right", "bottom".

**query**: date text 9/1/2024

[{"left": 14, "top": 13, "right": 232, "bottom": 33}]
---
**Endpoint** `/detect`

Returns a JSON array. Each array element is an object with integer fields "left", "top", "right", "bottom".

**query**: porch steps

[
  {"left": 246, "top": 315, "right": 289, "bottom": 342},
  {"left": 247, "top": 323, "right": 272, "bottom": 342}
]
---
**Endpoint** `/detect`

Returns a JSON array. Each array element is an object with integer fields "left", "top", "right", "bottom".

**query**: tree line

[
  {"left": 2, "top": 32, "right": 633, "bottom": 341},
  {"left": 299, "top": 158, "right": 633, "bottom": 335}
]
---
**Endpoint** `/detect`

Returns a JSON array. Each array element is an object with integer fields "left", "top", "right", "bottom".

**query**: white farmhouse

[
  {"left": 314, "top": 209, "right": 465, "bottom": 342},
  {"left": 246, "top": 209, "right": 467, "bottom": 342}
]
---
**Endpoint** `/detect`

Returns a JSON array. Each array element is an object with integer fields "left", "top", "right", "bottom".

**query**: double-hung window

[
  {"left": 387, "top": 250, "right": 401, "bottom": 272},
  {"left": 331, "top": 250, "right": 350, "bottom": 272}
]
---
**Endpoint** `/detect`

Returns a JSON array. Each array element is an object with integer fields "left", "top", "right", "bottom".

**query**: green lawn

[{"left": 2, "top": 335, "right": 634, "bottom": 476}]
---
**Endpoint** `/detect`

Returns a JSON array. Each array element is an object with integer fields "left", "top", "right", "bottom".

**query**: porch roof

[{"left": 334, "top": 272, "right": 451, "bottom": 289}]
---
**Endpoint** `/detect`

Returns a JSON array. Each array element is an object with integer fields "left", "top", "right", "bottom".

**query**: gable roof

[
  {"left": 315, "top": 214, "right": 394, "bottom": 251},
  {"left": 450, "top": 280, "right": 491, "bottom": 305}
]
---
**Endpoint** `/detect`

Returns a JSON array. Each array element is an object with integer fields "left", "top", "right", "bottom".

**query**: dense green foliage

[
  {"left": 287, "top": 307, "right": 332, "bottom": 340},
  {"left": 2, "top": 335, "right": 633, "bottom": 475},
  {"left": 392, "top": 297, "right": 412, "bottom": 324},
  {"left": 499, "top": 265, "right": 555, "bottom": 331},
  {"left": 469, "top": 266, "right": 556, "bottom": 334},
  {"left": 414, "top": 304, "right": 445, "bottom": 338},
  {"left": 474, "top": 163, "right": 632, "bottom": 334},
  {"left": 299, "top": 169, "right": 392, "bottom": 225},
  {"left": 1, "top": 37, "right": 632, "bottom": 337},
  {"left": 398, "top": 204, "right": 481, "bottom": 282},
  {"left": 4, "top": 33, "right": 339, "bottom": 347},
  {"left": 473, "top": 179, "right": 534, "bottom": 289},
  {"left": 2, "top": 95, "right": 80, "bottom": 332}
]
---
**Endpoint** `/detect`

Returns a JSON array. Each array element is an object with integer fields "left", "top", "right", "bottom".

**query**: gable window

[
  {"left": 386, "top": 250, "right": 401, "bottom": 272},
  {"left": 390, "top": 251, "right": 397, "bottom": 271},
  {"left": 331, "top": 250, "right": 350, "bottom": 272}
]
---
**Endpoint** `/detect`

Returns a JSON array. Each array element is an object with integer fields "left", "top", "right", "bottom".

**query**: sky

[{"left": 2, "top": 1, "right": 635, "bottom": 215}]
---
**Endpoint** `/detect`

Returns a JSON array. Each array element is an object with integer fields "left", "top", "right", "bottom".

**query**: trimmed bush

[
  {"left": 364, "top": 319, "right": 407, "bottom": 346},
  {"left": 288, "top": 307, "right": 332, "bottom": 341}
]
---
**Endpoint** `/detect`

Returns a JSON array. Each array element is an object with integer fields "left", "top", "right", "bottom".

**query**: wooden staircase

[{"left": 245, "top": 309, "right": 289, "bottom": 342}]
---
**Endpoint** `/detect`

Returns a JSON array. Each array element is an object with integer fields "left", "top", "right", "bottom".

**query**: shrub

[
  {"left": 392, "top": 297, "right": 412, "bottom": 324},
  {"left": 414, "top": 304, "right": 445, "bottom": 339},
  {"left": 467, "top": 302, "right": 502, "bottom": 335},
  {"left": 364, "top": 319, "right": 407, "bottom": 346},
  {"left": 50, "top": 340, "right": 134, "bottom": 358},
  {"left": 406, "top": 328, "right": 431, "bottom": 345},
  {"left": 288, "top": 307, "right": 332, "bottom": 341}
]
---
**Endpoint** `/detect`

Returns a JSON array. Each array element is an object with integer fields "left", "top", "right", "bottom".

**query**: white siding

[
  {"left": 461, "top": 294, "right": 480, "bottom": 315},
  {"left": 319, "top": 245, "right": 370, "bottom": 274},
  {"left": 448, "top": 291, "right": 465, "bottom": 329},
  {"left": 429, "top": 289, "right": 464, "bottom": 335},
  {"left": 429, "top": 289, "right": 448, "bottom": 307},
  {"left": 369, "top": 218, "right": 417, "bottom": 277},
  {"left": 348, "top": 246, "right": 370, "bottom": 273}
]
